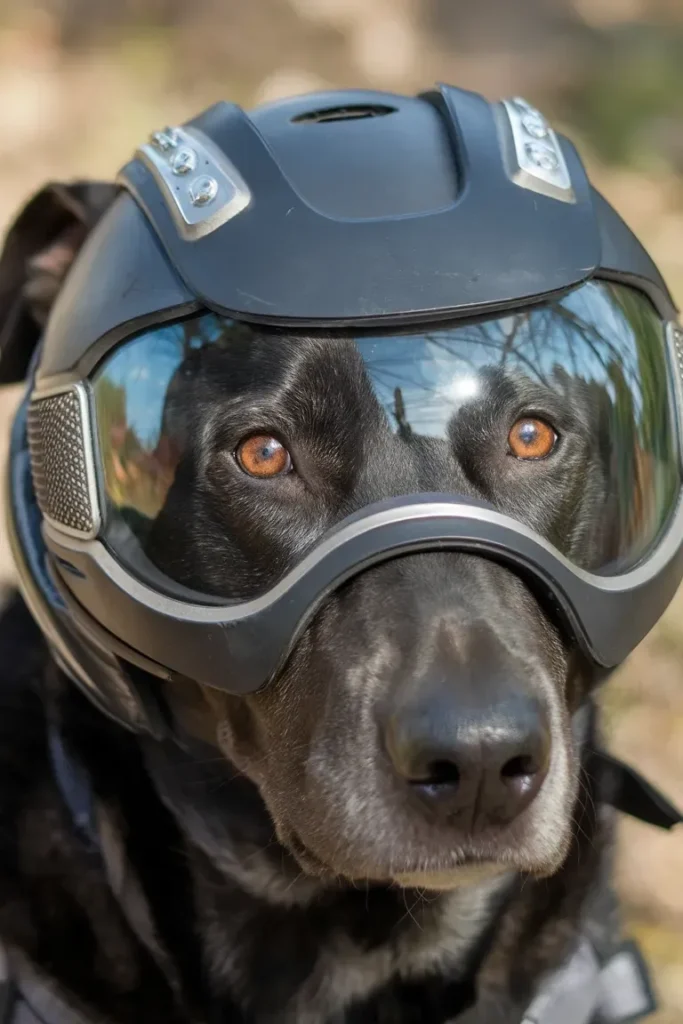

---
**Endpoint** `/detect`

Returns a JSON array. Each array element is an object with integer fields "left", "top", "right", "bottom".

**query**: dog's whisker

[
  {"left": 282, "top": 869, "right": 306, "bottom": 894},
  {"left": 397, "top": 889, "right": 424, "bottom": 932},
  {"left": 241, "top": 840, "right": 281, "bottom": 865}
]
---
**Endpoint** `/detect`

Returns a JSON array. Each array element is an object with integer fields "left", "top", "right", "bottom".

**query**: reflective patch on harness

[
  {"left": 521, "top": 937, "right": 658, "bottom": 1024},
  {"left": 596, "top": 941, "right": 658, "bottom": 1023},
  {"left": 522, "top": 939, "right": 601, "bottom": 1024},
  {"left": 1, "top": 949, "right": 94, "bottom": 1024}
]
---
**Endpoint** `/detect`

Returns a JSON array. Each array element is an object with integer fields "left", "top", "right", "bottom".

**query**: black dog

[{"left": 0, "top": 184, "right": 629, "bottom": 1024}]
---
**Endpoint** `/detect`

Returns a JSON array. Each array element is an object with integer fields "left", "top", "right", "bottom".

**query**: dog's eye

[
  {"left": 235, "top": 435, "right": 292, "bottom": 478},
  {"left": 508, "top": 418, "right": 557, "bottom": 460}
]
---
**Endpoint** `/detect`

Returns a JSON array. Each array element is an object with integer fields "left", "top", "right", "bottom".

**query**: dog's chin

[
  {"left": 281, "top": 827, "right": 560, "bottom": 892},
  {"left": 391, "top": 862, "right": 510, "bottom": 891},
  {"left": 390, "top": 846, "right": 567, "bottom": 889}
]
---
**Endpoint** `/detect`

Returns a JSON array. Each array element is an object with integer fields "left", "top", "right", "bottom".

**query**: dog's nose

[{"left": 383, "top": 688, "right": 551, "bottom": 830}]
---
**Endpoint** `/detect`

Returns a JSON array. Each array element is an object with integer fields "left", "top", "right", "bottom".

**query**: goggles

[{"left": 30, "top": 278, "right": 683, "bottom": 693}]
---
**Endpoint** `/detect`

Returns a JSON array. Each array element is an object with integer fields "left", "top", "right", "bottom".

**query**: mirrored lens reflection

[{"left": 92, "top": 281, "right": 680, "bottom": 579}]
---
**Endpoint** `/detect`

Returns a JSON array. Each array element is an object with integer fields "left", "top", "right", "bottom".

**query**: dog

[{"left": 0, "top": 182, "right": 627, "bottom": 1024}]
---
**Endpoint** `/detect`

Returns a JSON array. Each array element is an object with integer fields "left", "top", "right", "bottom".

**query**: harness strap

[{"left": 0, "top": 951, "right": 93, "bottom": 1024}]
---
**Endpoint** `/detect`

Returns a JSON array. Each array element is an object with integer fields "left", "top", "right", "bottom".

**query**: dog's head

[
  {"left": 3, "top": 185, "right": 611, "bottom": 896},
  {"left": 142, "top": 331, "right": 613, "bottom": 894}
]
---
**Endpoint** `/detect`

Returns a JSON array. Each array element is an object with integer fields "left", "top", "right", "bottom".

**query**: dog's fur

[{"left": 0, "top": 184, "right": 626, "bottom": 1023}]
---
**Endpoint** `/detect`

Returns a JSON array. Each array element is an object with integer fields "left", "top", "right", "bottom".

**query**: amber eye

[
  {"left": 236, "top": 435, "right": 292, "bottom": 478},
  {"left": 508, "top": 418, "right": 557, "bottom": 460}
]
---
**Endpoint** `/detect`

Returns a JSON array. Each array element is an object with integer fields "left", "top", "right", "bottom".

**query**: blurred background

[{"left": 0, "top": 0, "right": 681, "bottom": 1018}]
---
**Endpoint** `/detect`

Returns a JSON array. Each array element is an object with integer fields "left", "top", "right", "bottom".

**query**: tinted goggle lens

[{"left": 91, "top": 280, "right": 682, "bottom": 596}]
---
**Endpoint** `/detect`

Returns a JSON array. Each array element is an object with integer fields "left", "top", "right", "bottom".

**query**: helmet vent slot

[{"left": 291, "top": 104, "right": 397, "bottom": 125}]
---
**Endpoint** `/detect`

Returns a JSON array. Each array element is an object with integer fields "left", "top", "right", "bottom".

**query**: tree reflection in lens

[{"left": 92, "top": 280, "right": 680, "bottom": 586}]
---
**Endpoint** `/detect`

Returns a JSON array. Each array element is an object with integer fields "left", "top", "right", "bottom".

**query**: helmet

[{"left": 5, "top": 84, "right": 683, "bottom": 735}]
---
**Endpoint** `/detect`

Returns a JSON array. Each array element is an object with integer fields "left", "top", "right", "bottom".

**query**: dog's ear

[{"left": 0, "top": 181, "right": 120, "bottom": 385}]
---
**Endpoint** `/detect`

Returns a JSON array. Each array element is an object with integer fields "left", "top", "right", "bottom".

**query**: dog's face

[{"left": 143, "top": 329, "right": 611, "bottom": 891}]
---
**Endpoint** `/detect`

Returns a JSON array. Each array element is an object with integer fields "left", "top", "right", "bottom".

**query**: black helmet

[{"left": 5, "top": 83, "right": 683, "bottom": 735}]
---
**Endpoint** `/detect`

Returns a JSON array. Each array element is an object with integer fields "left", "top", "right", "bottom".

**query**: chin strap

[
  {"left": 589, "top": 750, "right": 683, "bottom": 831},
  {"left": 45, "top": 728, "right": 100, "bottom": 854}
]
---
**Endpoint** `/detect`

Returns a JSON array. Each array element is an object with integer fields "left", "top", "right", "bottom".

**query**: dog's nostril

[
  {"left": 500, "top": 754, "right": 538, "bottom": 780},
  {"left": 411, "top": 759, "right": 461, "bottom": 789}
]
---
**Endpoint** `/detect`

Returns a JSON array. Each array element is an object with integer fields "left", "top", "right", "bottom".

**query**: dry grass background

[{"left": 0, "top": 0, "right": 681, "bottom": 1018}]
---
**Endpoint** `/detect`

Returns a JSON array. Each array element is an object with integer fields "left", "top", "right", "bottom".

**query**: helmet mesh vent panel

[{"left": 28, "top": 390, "right": 98, "bottom": 536}]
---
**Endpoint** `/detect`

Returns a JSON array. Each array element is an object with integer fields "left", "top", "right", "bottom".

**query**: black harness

[{"left": 0, "top": 728, "right": 679, "bottom": 1024}]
